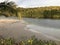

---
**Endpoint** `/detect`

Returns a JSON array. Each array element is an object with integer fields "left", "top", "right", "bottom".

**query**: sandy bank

[
  {"left": 0, "top": 19, "right": 49, "bottom": 41},
  {"left": 0, "top": 19, "right": 59, "bottom": 45}
]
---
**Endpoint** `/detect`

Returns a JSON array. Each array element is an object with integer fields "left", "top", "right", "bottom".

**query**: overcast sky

[{"left": 0, "top": 0, "right": 60, "bottom": 8}]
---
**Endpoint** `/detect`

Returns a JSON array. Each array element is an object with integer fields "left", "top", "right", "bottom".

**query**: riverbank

[
  {"left": 0, "top": 19, "right": 48, "bottom": 41},
  {"left": 0, "top": 18, "right": 60, "bottom": 45},
  {"left": 0, "top": 19, "right": 50, "bottom": 40}
]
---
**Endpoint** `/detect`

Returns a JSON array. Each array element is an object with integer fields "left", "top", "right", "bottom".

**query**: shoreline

[
  {"left": 0, "top": 19, "right": 48, "bottom": 39},
  {"left": 0, "top": 19, "right": 60, "bottom": 45}
]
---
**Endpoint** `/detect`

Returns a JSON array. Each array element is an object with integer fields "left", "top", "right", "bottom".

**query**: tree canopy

[
  {"left": 19, "top": 6, "right": 60, "bottom": 19},
  {"left": 0, "top": 1, "right": 20, "bottom": 18}
]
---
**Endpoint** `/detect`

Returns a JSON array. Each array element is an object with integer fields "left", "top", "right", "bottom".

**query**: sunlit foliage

[
  {"left": 0, "top": 36, "right": 57, "bottom": 45},
  {"left": 19, "top": 6, "right": 60, "bottom": 19}
]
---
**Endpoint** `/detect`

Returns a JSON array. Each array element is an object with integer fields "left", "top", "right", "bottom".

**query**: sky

[{"left": 0, "top": 0, "right": 60, "bottom": 8}]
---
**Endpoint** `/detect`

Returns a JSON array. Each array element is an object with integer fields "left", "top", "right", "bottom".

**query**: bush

[{"left": 0, "top": 36, "right": 57, "bottom": 45}]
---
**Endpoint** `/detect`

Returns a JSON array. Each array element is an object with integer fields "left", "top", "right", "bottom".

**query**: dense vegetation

[
  {"left": 0, "top": 1, "right": 21, "bottom": 19},
  {"left": 19, "top": 6, "right": 60, "bottom": 19},
  {"left": 0, "top": 36, "right": 57, "bottom": 45},
  {"left": 0, "top": 1, "right": 60, "bottom": 19}
]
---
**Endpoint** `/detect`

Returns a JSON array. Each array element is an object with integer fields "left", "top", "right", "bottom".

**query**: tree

[{"left": 0, "top": 1, "right": 18, "bottom": 17}]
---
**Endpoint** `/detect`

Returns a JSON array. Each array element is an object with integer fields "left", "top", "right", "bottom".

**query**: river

[{"left": 23, "top": 18, "right": 60, "bottom": 41}]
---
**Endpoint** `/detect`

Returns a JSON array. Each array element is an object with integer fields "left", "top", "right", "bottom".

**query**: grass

[{"left": 0, "top": 36, "right": 57, "bottom": 45}]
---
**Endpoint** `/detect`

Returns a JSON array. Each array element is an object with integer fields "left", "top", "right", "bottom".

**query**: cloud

[
  {"left": 44, "top": 0, "right": 60, "bottom": 6},
  {"left": 0, "top": 0, "right": 18, "bottom": 3},
  {"left": 1, "top": 0, "right": 60, "bottom": 8},
  {"left": 0, "top": 0, "right": 5, "bottom": 2},
  {"left": 18, "top": 0, "right": 60, "bottom": 8}
]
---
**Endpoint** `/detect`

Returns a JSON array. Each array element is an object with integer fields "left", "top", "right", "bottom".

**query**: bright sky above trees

[{"left": 0, "top": 0, "right": 60, "bottom": 8}]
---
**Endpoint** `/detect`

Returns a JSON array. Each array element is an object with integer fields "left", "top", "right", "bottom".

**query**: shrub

[{"left": 0, "top": 36, "right": 57, "bottom": 45}]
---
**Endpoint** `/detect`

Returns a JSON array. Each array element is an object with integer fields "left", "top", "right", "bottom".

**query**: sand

[
  {"left": 0, "top": 19, "right": 49, "bottom": 40},
  {"left": 0, "top": 19, "right": 59, "bottom": 45}
]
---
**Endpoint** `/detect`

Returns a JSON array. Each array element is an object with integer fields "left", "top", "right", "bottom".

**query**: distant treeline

[
  {"left": 1, "top": 2, "right": 60, "bottom": 19},
  {"left": 19, "top": 6, "right": 60, "bottom": 19}
]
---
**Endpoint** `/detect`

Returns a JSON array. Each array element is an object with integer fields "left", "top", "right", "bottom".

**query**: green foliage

[
  {"left": 0, "top": 36, "right": 57, "bottom": 45},
  {"left": 1, "top": 1, "right": 60, "bottom": 19},
  {"left": 0, "top": 37, "right": 15, "bottom": 45},
  {"left": 19, "top": 6, "right": 60, "bottom": 19},
  {"left": 0, "top": 1, "right": 21, "bottom": 19}
]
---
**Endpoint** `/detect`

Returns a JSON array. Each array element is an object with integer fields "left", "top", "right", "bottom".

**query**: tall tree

[{"left": 0, "top": 1, "right": 18, "bottom": 17}]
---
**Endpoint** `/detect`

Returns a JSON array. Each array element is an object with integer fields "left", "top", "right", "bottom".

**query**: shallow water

[
  {"left": 23, "top": 18, "right": 60, "bottom": 29},
  {"left": 24, "top": 18, "right": 60, "bottom": 41}
]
